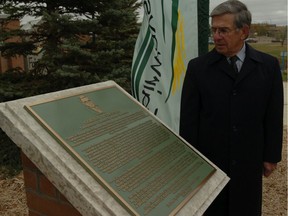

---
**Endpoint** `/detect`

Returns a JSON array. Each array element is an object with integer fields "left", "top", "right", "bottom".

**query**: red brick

[
  {"left": 21, "top": 152, "right": 38, "bottom": 170},
  {"left": 23, "top": 168, "right": 38, "bottom": 191},
  {"left": 21, "top": 152, "right": 81, "bottom": 215},
  {"left": 0, "top": 19, "right": 25, "bottom": 73},
  {"left": 39, "top": 174, "right": 57, "bottom": 198},
  {"left": 26, "top": 190, "right": 82, "bottom": 216},
  {"left": 28, "top": 209, "right": 42, "bottom": 216}
]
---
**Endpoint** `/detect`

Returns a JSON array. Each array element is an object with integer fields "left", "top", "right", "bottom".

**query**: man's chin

[{"left": 215, "top": 46, "right": 227, "bottom": 55}]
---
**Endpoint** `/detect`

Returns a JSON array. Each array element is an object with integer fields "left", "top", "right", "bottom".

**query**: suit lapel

[
  {"left": 235, "top": 44, "right": 262, "bottom": 85},
  {"left": 208, "top": 44, "right": 263, "bottom": 85},
  {"left": 219, "top": 58, "right": 237, "bottom": 80},
  {"left": 208, "top": 49, "right": 237, "bottom": 80},
  {"left": 235, "top": 57, "right": 256, "bottom": 85}
]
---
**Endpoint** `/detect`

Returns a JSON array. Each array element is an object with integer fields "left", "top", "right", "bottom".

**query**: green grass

[{"left": 249, "top": 43, "right": 286, "bottom": 58}]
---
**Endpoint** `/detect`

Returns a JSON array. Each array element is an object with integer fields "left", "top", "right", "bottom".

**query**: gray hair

[{"left": 210, "top": 0, "right": 252, "bottom": 28}]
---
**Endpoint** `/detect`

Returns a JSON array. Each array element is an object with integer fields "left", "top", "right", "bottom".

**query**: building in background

[{"left": 0, "top": 14, "right": 25, "bottom": 73}]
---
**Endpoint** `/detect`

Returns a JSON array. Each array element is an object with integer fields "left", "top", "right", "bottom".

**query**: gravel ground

[
  {"left": 0, "top": 171, "right": 28, "bottom": 215},
  {"left": 262, "top": 126, "right": 287, "bottom": 216}
]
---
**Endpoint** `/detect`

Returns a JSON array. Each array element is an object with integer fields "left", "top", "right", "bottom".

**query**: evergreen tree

[
  {"left": 0, "top": 0, "right": 141, "bottom": 99},
  {"left": 86, "top": 0, "right": 142, "bottom": 90},
  {"left": 0, "top": 0, "right": 141, "bottom": 176}
]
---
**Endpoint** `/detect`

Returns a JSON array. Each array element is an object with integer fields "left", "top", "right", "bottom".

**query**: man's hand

[{"left": 263, "top": 162, "right": 277, "bottom": 177}]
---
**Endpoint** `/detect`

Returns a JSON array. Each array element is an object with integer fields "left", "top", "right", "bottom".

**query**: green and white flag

[{"left": 131, "top": 0, "right": 198, "bottom": 133}]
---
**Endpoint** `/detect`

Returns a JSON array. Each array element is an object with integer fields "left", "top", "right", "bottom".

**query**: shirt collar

[
  {"left": 237, "top": 43, "right": 246, "bottom": 63},
  {"left": 226, "top": 43, "right": 246, "bottom": 62}
]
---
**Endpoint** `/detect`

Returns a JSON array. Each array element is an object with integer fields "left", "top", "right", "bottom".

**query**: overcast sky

[
  {"left": 21, "top": 0, "right": 287, "bottom": 26},
  {"left": 210, "top": 0, "right": 287, "bottom": 26},
  {"left": 137, "top": 0, "right": 287, "bottom": 26}
]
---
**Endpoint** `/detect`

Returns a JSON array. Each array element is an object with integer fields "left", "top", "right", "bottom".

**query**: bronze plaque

[{"left": 25, "top": 85, "right": 215, "bottom": 216}]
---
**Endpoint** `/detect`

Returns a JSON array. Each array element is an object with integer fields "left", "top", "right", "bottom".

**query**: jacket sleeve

[
  {"left": 179, "top": 60, "right": 200, "bottom": 147},
  {"left": 263, "top": 57, "right": 284, "bottom": 163}
]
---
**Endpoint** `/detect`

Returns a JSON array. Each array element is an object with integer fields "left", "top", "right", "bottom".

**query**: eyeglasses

[{"left": 211, "top": 27, "right": 238, "bottom": 37}]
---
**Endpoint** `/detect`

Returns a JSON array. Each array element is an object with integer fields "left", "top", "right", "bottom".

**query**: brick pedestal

[{"left": 21, "top": 152, "right": 82, "bottom": 216}]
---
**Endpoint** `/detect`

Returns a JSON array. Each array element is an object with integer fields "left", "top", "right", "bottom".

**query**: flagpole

[{"left": 198, "top": 0, "right": 210, "bottom": 55}]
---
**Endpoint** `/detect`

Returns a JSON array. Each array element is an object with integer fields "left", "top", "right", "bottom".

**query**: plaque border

[{"left": 24, "top": 84, "right": 216, "bottom": 216}]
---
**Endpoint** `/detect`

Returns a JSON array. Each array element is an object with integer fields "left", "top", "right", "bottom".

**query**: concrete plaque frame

[{"left": 0, "top": 81, "right": 229, "bottom": 216}]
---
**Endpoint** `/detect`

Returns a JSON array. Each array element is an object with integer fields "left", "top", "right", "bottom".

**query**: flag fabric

[{"left": 131, "top": 0, "right": 198, "bottom": 133}]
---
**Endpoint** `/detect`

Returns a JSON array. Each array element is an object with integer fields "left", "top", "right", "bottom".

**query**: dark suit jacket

[{"left": 180, "top": 44, "right": 283, "bottom": 216}]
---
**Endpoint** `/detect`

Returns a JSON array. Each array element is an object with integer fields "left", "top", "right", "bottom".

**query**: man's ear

[{"left": 241, "top": 25, "right": 250, "bottom": 40}]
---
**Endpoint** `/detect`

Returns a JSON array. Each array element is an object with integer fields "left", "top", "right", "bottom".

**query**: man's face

[{"left": 211, "top": 13, "right": 248, "bottom": 57}]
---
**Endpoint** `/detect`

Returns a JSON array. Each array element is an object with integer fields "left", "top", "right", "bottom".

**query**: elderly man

[{"left": 180, "top": 0, "right": 283, "bottom": 215}]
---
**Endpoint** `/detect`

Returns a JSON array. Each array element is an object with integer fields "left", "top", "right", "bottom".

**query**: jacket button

[
  {"left": 232, "top": 125, "right": 238, "bottom": 132},
  {"left": 232, "top": 90, "right": 237, "bottom": 96}
]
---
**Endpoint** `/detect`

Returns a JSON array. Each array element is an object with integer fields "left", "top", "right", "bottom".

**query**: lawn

[{"left": 249, "top": 43, "right": 286, "bottom": 59}]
